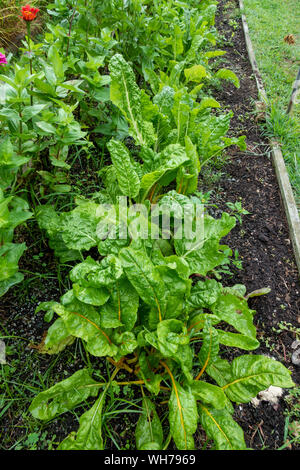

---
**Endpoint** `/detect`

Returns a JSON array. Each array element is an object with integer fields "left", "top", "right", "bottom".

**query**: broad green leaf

[
  {"left": 183, "top": 239, "right": 228, "bottom": 276},
  {"left": 198, "top": 97, "right": 220, "bottom": 111},
  {"left": 176, "top": 136, "right": 199, "bottom": 195},
  {"left": 109, "top": 54, "right": 156, "bottom": 146},
  {"left": 154, "top": 255, "right": 191, "bottom": 320},
  {"left": 0, "top": 271, "right": 24, "bottom": 297},
  {"left": 140, "top": 144, "right": 189, "bottom": 200},
  {"left": 211, "top": 293, "right": 256, "bottom": 339},
  {"left": 136, "top": 397, "right": 163, "bottom": 450},
  {"left": 177, "top": 212, "right": 236, "bottom": 275},
  {"left": 45, "top": 296, "right": 118, "bottom": 357},
  {"left": 100, "top": 278, "right": 139, "bottom": 330},
  {"left": 197, "top": 112, "right": 233, "bottom": 164},
  {"left": 22, "top": 104, "right": 48, "bottom": 122},
  {"left": 157, "top": 319, "right": 189, "bottom": 357},
  {"left": 199, "top": 405, "right": 246, "bottom": 450},
  {"left": 119, "top": 247, "right": 166, "bottom": 323},
  {"left": 48, "top": 45, "right": 64, "bottom": 82},
  {"left": 184, "top": 65, "right": 207, "bottom": 83},
  {"left": 73, "top": 283, "right": 110, "bottom": 307},
  {"left": 198, "top": 320, "right": 219, "bottom": 375},
  {"left": 191, "top": 381, "right": 227, "bottom": 409},
  {"left": 170, "top": 24, "right": 184, "bottom": 59},
  {"left": 36, "top": 121, "right": 56, "bottom": 134},
  {"left": 29, "top": 369, "right": 99, "bottom": 420},
  {"left": 138, "top": 351, "right": 162, "bottom": 395},
  {"left": 62, "top": 310, "right": 117, "bottom": 357},
  {"left": 188, "top": 313, "right": 220, "bottom": 333},
  {"left": 39, "top": 318, "right": 75, "bottom": 354},
  {"left": 0, "top": 243, "right": 26, "bottom": 296},
  {"left": 153, "top": 86, "right": 175, "bottom": 117},
  {"left": 34, "top": 78, "right": 56, "bottom": 96},
  {"left": 169, "top": 380, "right": 198, "bottom": 450},
  {"left": 58, "top": 392, "right": 106, "bottom": 450},
  {"left": 206, "top": 357, "right": 232, "bottom": 388},
  {"left": 186, "top": 35, "right": 204, "bottom": 62},
  {"left": 112, "top": 330, "right": 137, "bottom": 356},
  {"left": 107, "top": 139, "right": 140, "bottom": 199},
  {"left": 60, "top": 207, "right": 99, "bottom": 252},
  {"left": 172, "top": 94, "right": 190, "bottom": 144},
  {"left": 70, "top": 255, "right": 123, "bottom": 288},
  {"left": 216, "top": 330, "right": 259, "bottom": 350},
  {"left": 222, "top": 355, "right": 295, "bottom": 403},
  {"left": 188, "top": 279, "right": 222, "bottom": 310},
  {"left": 215, "top": 68, "right": 240, "bottom": 88}
]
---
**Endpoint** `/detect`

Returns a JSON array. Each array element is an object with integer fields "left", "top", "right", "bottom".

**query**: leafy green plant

[
  {"left": 29, "top": 190, "right": 294, "bottom": 450},
  {"left": 0, "top": 0, "right": 294, "bottom": 452},
  {"left": 0, "top": 189, "right": 32, "bottom": 296}
]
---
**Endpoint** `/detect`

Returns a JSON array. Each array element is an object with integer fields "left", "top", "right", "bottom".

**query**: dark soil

[
  {"left": 208, "top": 0, "right": 300, "bottom": 450},
  {"left": 0, "top": 0, "right": 299, "bottom": 452}
]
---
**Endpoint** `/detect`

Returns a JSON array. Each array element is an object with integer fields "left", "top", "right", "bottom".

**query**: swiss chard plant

[
  {"left": 0, "top": 0, "right": 295, "bottom": 452},
  {"left": 28, "top": 48, "right": 294, "bottom": 449},
  {"left": 30, "top": 191, "right": 294, "bottom": 450}
]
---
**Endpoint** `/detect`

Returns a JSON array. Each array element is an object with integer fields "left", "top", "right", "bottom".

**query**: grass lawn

[{"left": 243, "top": 0, "right": 300, "bottom": 207}]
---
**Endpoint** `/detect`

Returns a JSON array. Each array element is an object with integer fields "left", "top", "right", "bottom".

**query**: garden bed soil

[
  {"left": 0, "top": 0, "right": 299, "bottom": 451},
  {"left": 210, "top": 0, "right": 300, "bottom": 450}
]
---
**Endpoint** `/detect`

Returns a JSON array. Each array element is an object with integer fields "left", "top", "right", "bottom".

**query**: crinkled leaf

[
  {"left": 222, "top": 355, "right": 295, "bottom": 403},
  {"left": 211, "top": 293, "right": 257, "bottom": 339},
  {"left": 107, "top": 139, "right": 140, "bottom": 198},
  {"left": 169, "top": 381, "right": 198, "bottom": 450},
  {"left": 199, "top": 405, "right": 246, "bottom": 450},
  {"left": 184, "top": 65, "right": 207, "bottom": 83},
  {"left": 119, "top": 246, "right": 166, "bottom": 323},
  {"left": 70, "top": 255, "right": 123, "bottom": 288},
  {"left": 29, "top": 369, "right": 99, "bottom": 420},
  {"left": 215, "top": 68, "right": 240, "bottom": 88},
  {"left": 191, "top": 381, "right": 227, "bottom": 409},
  {"left": 157, "top": 319, "right": 189, "bottom": 357},
  {"left": 100, "top": 278, "right": 139, "bottom": 330},
  {"left": 58, "top": 392, "right": 106, "bottom": 450},
  {"left": 109, "top": 54, "right": 156, "bottom": 146}
]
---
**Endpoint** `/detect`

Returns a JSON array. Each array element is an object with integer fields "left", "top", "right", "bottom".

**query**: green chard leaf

[
  {"left": 138, "top": 351, "right": 162, "bottom": 396},
  {"left": 109, "top": 54, "right": 156, "bottom": 146},
  {"left": 107, "top": 139, "right": 140, "bottom": 199},
  {"left": 222, "top": 355, "right": 295, "bottom": 403},
  {"left": 119, "top": 246, "right": 166, "bottom": 323},
  {"left": 191, "top": 381, "right": 227, "bottom": 409},
  {"left": 199, "top": 405, "right": 246, "bottom": 450},
  {"left": 58, "top": 392, "right": 106, "bottom": 450},
  {"left": 29, "top": 369, "right": 99, "bottom": 420},
  {"left": 100, "top": 278, "right": 139, "bottom": 331},
  {"left": 135, "top": 397, "right": 163, "bottom": 450},
  {"left": 197, "top": 320, "right": 219, "bottom": 377},
  {"left": 168, "top": 379, "right": 198, "bottom": 450}
]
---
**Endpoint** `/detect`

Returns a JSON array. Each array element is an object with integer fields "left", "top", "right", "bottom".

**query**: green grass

[{"left": 243, "top": 0, "right": 300, "bottom": 208}]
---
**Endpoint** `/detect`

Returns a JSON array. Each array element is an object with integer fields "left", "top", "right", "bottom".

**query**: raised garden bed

[{"left": 0, "top": 0, "right": 299, "bottom": 452}]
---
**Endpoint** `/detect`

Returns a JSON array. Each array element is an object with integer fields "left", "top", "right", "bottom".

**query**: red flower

[{"left": 20, "top": 4, "right": 39, "bottom": 21}]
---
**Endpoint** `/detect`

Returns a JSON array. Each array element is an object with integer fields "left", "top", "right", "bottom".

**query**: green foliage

[
  {"left": 0, "top": 0, "right": 294, "bottom": 452},
  {"left": 32, "top": 193, "right": 294, "bottom": 449}
]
